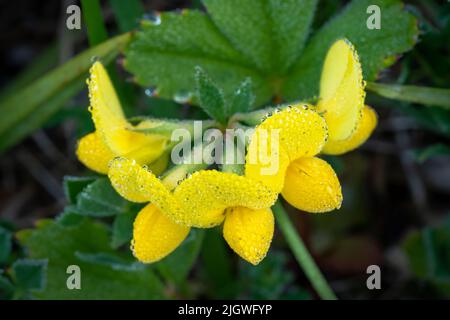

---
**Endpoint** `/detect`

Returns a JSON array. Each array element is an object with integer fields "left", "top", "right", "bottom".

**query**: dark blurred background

[{"left": 0, "top": 0, "right": 449, "bottom": 299}]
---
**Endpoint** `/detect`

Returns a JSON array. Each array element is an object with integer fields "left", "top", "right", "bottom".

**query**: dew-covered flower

[
  {"left": 244, "top": 39, "right": 378, "bottom": 212},
  {"left": 79, "top": 39, "right": 377, "bottom": 267},
  {"left": 317, "top": 39, "right": 377, "bottom": 155},
  {"left": 76, "top": 62, "right": 168, "bottom": 175},
  {"left": 245, "top": 106, "right": 343, "bottom": 213},
  {"left": 108, "top": 158, "right": 278, "bottom": 265}
]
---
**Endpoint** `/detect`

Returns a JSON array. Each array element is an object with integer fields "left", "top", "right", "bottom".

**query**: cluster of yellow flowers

[{"left": 76, "top": 39, "right": 377, "bottom": 265}]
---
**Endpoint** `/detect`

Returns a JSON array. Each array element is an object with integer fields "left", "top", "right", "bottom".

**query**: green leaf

[
  {"left": 125, "top": 9, "right": 272, "bottom": 106},
  {"left": 403, "top": 216, "right": 450, "bottom": 297},
  {"left": 200, "top": 228, "right": 235, "bottom": 298},
  {"left": 75, "top": 178, "right": 130, "bottom": 217},
  {"left": 238, "top": 251, "right": 309, "bottom": 299},
  {"left": 0, "top": 226, "right": 12, "bottom": 265},
  {"left": 0, "top": 271, "right": 15, "bottom": 300},
  {"left": 11, "top": 259, "right": 48, "bottom": 292},
  {"left": 111, "top": 211, "right": 137, "bottom": 249},
  {"left": 415, "top": 144, "right": 450, "bottom": 163},
  {"left": 0, "top": 33, "right": 131, "bottom": 153},
  {"left": 143, "top": 97, "right": 185, "bottom": 118},
  {"left": 203, "top": 0, "right": 318, "bottom": 74},
  {"left": 283, "top": 0, "right": 418, "bottom": 100},
  {"left": 75, "top": 252, "right": 144, "bottom": 271},
  {"left": 0, "top": 78, "right": 85, "bottom": 152},
  {"left": 63, "top": 176, "right": 97, "bottom": 204},
  {"left": 126, "top": 0, "right": 417, "bottom": 108},
  {"left": 228, "top": 78, "right": 255, "bottom": 115},
  {"left": 19, "top": 218, "right": 164, "bottom": 299},
  {"left": 110, "top": 0, "right": 144, "bottom": 32},
  {"left": 367, "top": 82, "right": 450, "bottom": 110},
  {"left": 56, "top": 208, "right": 86, "bottom": 227},
  {"left": 195, "top": 67, "right": 227, "bottom": 124},
  {"left": 156, "top": 229, "right": 204, "bottom": 285}
]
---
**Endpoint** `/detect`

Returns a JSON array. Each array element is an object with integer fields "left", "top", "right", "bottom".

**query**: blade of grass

[
  {"left": 273, "top": 201, "right": 337, "bottom": 300},
  {"left": 80, "top": 0, "right": 109, "bottom": 46},
  {"left": 367, "top": 82, "right": 450, "bottom": 110},
  {"left": 0, "top": 44, "right": 58, "bottom": 100},
  {"left": 0, "top": 33, "right": 131, "bottom": 153},
  {"left": 0, "top": 76, "right": 85, "bottom": 151}
]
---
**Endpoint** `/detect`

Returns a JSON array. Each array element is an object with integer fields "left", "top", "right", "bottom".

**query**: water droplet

[
  {"left": 174, "top": 91, "right": 192, "bottom": 104},
  {"left": 145, "top": 87, "right": 157, "bottom": 97},
  {"left": 143, "top": 12, "right": 161, "bottom": 25}
]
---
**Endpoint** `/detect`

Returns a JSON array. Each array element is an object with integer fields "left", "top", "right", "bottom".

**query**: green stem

[
  {"left": 367, "top": 82, "right": 450, "bottom": 110},
  {"left": 273, "top": 201, "right": 337, "bottom": 300}
]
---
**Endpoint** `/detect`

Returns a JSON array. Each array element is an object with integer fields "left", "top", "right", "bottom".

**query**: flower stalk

[
  {"left": 367, "top": 82, "right": 450, "bottom": 110},
  {"left": 273, "top": 200, "right": 337, "bottom": 300}
]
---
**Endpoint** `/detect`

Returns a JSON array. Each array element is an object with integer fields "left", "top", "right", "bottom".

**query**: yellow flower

[
  {"left": 245, "top": 106, "right": 343, "bottom": 213},
  {"left": 86, "top": 40, "right": 377, "bottom": 266},
  {"left": 244, "top": 39, "right": 378, "bottom": 212},
  {"left": 76, "top": 62, "right": 168, "bottom": 175},
  {"left": 108, "top": 158, "right": 278, "bottom": 265},
  {"left": 316, "top": 39, "right": 377, "bottom": 155}
]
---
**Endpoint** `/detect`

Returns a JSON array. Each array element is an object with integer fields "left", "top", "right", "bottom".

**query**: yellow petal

[
  {"left": 223, "top": 207, "right": 274, "bottom": 265},
  {"left": 245, "top": 105, "right": 328, "bottom": 192},
  {"left": 123, "top": 137, "right": 168, "bottom": 166},
  {"left": 317, "top": 39, "right": 365, "bottom": 141},
  {"left": 282, "top": 157, "right": 342, "bottom": 213},
  {"left": 76, "top": 132, "right": 114, "bottom": 174},
  {"left": 88, "top": 62, "right": 127, "bottom": 154},
  {"left": 132, "top": 203, "right": 190, "bottom": 263},
  {"left": 323, "top": 105, "right": 377, "bottom": 155},
  {"left": 174, "top": 170, "right": 278, "bottom": 228},
  {"left": 108, "top": 157, "right": 175, "bottom": 207},
  {"left": 109, "top": 158, "right": 278, "bottom": 228},
  {"left": 88, "top": 62, "right": 166, "bottom": 162}
]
